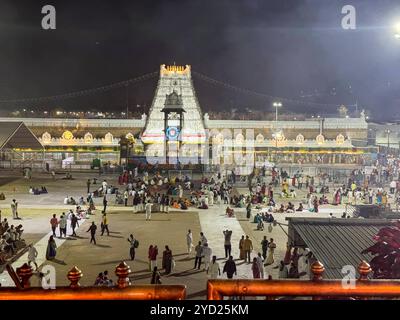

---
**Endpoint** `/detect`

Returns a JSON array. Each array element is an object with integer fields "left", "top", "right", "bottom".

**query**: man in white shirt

[
  {"left": 11, "top": 199, "right": 19, "bottom": 219},
  {"left": 123, "top": 190, "right": 129, "bottom": 207},
  {"left": 209, "top": 256, "right": 221, "bottom": 279},
  {"left": 28, "top": 244, "right": 38, "bottom": 270},
  {"left": 200, "top": 232, "right": 207, "bottom": 246},
  {"left": 297, "top": 248, "right": 310, "bottom": 280},
  {"left": 186, "top": 229, "right": 193, "bottom": 254},
  {"left": 102, "top": 180, "right": 108, "bottom": 193},
  {"left": 145, "top": 201, "right": 153, "bottom": 221},
  {"left": 203, "top": 243, "right": 212, "bottom": 272},
  {"left": 390, "top": 180, "right": 397, "bottom": 194},
  {"left": 256, "top": 252, "right": 265, "bottom": 279},
  {"left": 9, "top": 226, "right": 17, "bottom": 242},
  {"left": 59, "top": 213, "right": 67, "bottom": 238}
]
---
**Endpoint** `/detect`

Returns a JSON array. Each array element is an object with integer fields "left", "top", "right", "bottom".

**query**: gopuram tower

[{"left": 142, "top": 64, "right": 206, "bottom": 165}]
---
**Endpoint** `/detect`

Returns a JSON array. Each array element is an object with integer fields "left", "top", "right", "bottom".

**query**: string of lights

[
  {"left": 0, "top": 69, "right": 359, "bottom": 110},
  {"left": 192, "top": 71, "right": 358, "bottom": 109},
  {"left": 0, "top": 71, "right": 159, "bottom": 104}
]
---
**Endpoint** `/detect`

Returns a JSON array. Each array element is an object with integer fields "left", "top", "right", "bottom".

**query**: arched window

[
  {"left": 42, "top": 132, "right": 51, "bottom": 144},
  {"left": 84, "top": 132, "right": 93, "bottom": 144}
]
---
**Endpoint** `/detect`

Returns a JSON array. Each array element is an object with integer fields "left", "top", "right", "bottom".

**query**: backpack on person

[{"left": 134, "top": 239, "right": 139, "bottom": 248}]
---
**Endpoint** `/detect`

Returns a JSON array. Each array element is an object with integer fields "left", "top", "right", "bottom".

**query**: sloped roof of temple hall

[
  {"left": 286, "top": 217, "right": 394, "bottom": 279},
  {"left": 0, "top": 121, "right": 43, "bottom": 150}
]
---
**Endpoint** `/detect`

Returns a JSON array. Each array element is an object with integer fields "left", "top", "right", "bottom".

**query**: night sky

[{"left": 1, "top": 0, "right": 400, "bottom": 120}]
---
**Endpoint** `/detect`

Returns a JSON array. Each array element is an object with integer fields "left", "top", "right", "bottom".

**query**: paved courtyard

[{"left": 0, "top": 170, "right": 361, "bottom": 298}]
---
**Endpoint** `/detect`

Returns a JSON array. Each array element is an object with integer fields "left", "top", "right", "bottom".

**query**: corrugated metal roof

[
  {"left": 0, "top": 122, "right": 43, "bottom": 150},
  {"left": 287, "top": 218, "right": 394, "bottom": 279}
]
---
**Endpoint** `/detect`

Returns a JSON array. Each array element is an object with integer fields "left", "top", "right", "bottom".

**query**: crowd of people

[
  {"left": 0, "top": 213, "right": 24, "bottom": 263},
  {"left": 5, "top": 152, "right": 400, "bottom": 289}
]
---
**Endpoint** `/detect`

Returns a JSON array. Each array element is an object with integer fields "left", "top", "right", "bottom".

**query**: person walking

[
  {"left": 194, "top": 241, "right": 203, "bottom": 270},
  {"left": 149, "top": 245, "right": 158, "bottom": 271},
  {"left": 223, "top": 256, "right": 237, "bottom": 279},
  {"left": 59, "top": 213, "right": 67, "bottom": 238},
  {"left": 278, "top": 260, "right": 288, "bottom": 279},
  {"left": 209, "top": 256, "right": 221, "bottom": 279},
  {"left": 150, "top": 267, "right": 162, "bottom": 284},
  {"left": 127, "top": 234, "right": 138, "bottom": 261},
  {"left": 11, "top": 199, "right": 19, "bottom": 219},
  {"left": 256, "top": 252, "right": 264, "bottom": 278},
  {"left": 50, "top": 214, "right": 58, "bottom": 237},
  {"left": 101, "top": 213, "right": 110, "bottom": 236},
  {"left": 28, "top": 244, "right": 38, "bottom": 270},
  {"left": 148, "top": 245, "right": 154, "bottom": 271},
  {"left": 265, "top": 238, "right": 276, "bottom": 266},
  {"left": 186, "top": 229, "right": 193, "bottom": 254},
  {"left": 124, "top": 190, "right": 129, "bottom": 207},
  {"left": 46, "top": 236, "right": 57, "bottom": 260},
  {"left": 246, "top": 203, "right": 252, "bottom": 220},
  {"left": 252, "top": 257, "right": 261, "bottom": 279},
  {"left": 200, "top": 232, "right": 207, "bottom": 246},
  {"left": 70, "top": 213, "right": 79, "bottom": 236},
  {"left": 102, "top": 195, "right": 108, "bottom": 213},
  {"left": 162, "top": 245, "right": 173, "bottom": 275},
  {"left": 261, "top": 236, "right": 269, "bottom": 260},
  {"left": 223, "top": 229, "right": 232, "bottom": 258},
  {"left": 239, "top": 235, "right": 245, "bottom": 260},
  {"left": 145, "top": 201, "right": 153, "bottom": 221},
  {"left": 164, "top": 196, "right": 170, "bottom": 213},
  {"left": 86, "top": 179, "right": 91, "bottom": 194},
  {"left": 202, "top": 243, "right": 212, "bottom": 272},
  {"left": 243, "top": 235, "right": 253, "bottom": 263},
  {"left": 87, "top": 222, "right": 97, "bottom": 244}
]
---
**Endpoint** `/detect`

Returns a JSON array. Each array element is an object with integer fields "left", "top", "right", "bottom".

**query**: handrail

[
  {"left": 4, "top": 259, "right": 400, "bottom": 300},
  {"left": 207, "top": 279, "right": 400, "bottom": 300},
  {"left": 2, "top": 261, "right": 186, "bottom": 300},
  {"left": 207, "top": 260, "right": 400, "bottom": 300},
  {"left": 0, "top": 286, "right": 187, "bottom": 300}
]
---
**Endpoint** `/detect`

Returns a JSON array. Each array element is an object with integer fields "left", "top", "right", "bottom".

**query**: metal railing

[
  {"left": 2, "top": 262, "right": 186, "bottom": 300},
  {"left": 207, "top": 261, "right": 400, "bottom": 300},
  {"left": 3, "top": 259, "right": 400, "bottom": 300}
]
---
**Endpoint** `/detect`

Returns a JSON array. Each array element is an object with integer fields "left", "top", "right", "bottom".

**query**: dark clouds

[{"left": 0, "top": 0, "right": 400, "bottom": 120}]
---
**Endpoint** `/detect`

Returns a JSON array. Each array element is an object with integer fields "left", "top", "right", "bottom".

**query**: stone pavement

[
  {"left": 0, "top": 170, "right": 364, "bottom": 298},
  {"left": 197, "top": 205, "right": 255, "bottom": 279}
]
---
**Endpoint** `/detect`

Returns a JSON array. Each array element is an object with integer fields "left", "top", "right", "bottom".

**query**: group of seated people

[
  {"left": 231, "top": 195, "right": 246, "bottom": 208},
  {"left": 171, "top": 199, "right": 190, "bottom": 210},
  {"left": 197, "top": 198, "right": 209, "bottom": 210},
  {"left": 318, "top": 195, "right": 329, "bottom": 205},
  {"left": 254, "top": 212, "right": 275, "bottom": 224},
  {"left": 29, "top": 186, "right": 48, "bottom": 195},
  {"left": 64, "top": 196, "right": 77, "bottom": 205},
  {"left": 62, "top": 172, "right": 73, "bottom": 180},
  {"left": 271, "top": 202, "right": 305, "bottom": 213},
  {"left": 0, "top": 219, "right": 24, "bottom": 262},
  {"left": 70, "top": 206, "right": 89, "bottom": 219},
  {"left": 94, "top": 270, "right": 114, "bottom": 287},
  {"left": 95, "top": 186, "right": 118, "bottom": 197},
  {"left": 280, "top": 189, "right": 297, "bottom": 199},
  {"left": 253, "top": 212, "right": 275, "bottom": 231}
]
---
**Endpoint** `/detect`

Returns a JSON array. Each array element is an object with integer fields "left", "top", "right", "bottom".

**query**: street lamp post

[
  {"left": 386, "top": 129, "right": 391, "bottom": 150},
  {"left": 273, "top": 102, "right": 282, "bottom": 123},
  {"left": 272, "top": 102, "right": 282, "bottom": 164}
]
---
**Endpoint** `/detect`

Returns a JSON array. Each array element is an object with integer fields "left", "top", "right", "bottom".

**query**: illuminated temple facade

[{"left": 0, "top": 64, "right": 374, "bottom": 170}]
